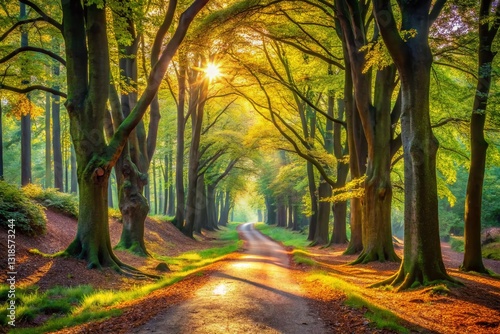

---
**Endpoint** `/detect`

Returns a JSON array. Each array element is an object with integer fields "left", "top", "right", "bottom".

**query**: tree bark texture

[
  {"left": 462, "top": 0, "right": 499, "bottom": 274},
  {"left": 373, "top": 0, "right": 453, "bottom": 289}
]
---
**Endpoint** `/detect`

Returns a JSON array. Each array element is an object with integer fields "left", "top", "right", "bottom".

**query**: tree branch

[
  {"left": 0, "top": 83, "right": 67, "bottom": 98},
  {"left": 19, "top": 0, "right": 62, "bottom": 31},
  {"left": 0, "top": 46, "right": 66, "bottom": 66}
]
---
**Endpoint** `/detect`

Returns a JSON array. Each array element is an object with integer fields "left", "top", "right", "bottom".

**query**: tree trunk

[
  {"left": 373, "top": 0, "right": 453, "bottom": 288},
  {"left": 153, "top": 159, "right": 158, "bottom": 215},
  {"left": 292, "top": 205, "right": 300, "bottom": 231},
  {"left": 0, "top": 101, "right": 3, "bottom": 180},
  {"left": 184, "top": 72, "right": 208, "bottom": 238},
  {"left": 206, "top": 183, "right": 218, "bottom": 230},
  {"left": 45, "top": 92, "right": 52, "bottom": 188},
  {"left": 52, "top": 88, "right": 63, "bottom": 191},
  {"left": 343, "top": 94, "right": 364, "bottom": 254},
  {"left": 313, "top": 179, "right": 330, "bottom": 246},
  {"left": 194, "top": 173, "right": 208, "bottom": 233},
  {"left": 70, "top": 145, "right": 77, "bottom": 193},
  {"left": 462, "top": 0, "right": 498, "bottom": 273},
  {"left": 219, "top": 191, "right": 231, "bottom": 226},
  {"left": 174, "top": 51, "right": 187, "bottom": 229},
  {"left": 265, "top": 195, "right": 276, "bottom": 225},
  {"left": 115, "top": 156, "right": 149, "bottom": 256},
  {"left": 167, "top": 150, "right": 175, "bottom": 216},
  {"left": 306, "top": 161, "right": 318, "bottom": 240},
  {"left": 353, "top": 66, "right": 399, "bottom": 264},
  {"left": 287, "top": 198, "right": 293, "bottom": 229}
]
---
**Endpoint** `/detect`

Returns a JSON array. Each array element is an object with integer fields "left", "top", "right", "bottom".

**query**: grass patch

[
  {"left": 307, "top": 272, "right": 409, "bottom": 333},
  {"left": 292, "top": 249, "right": 317, "bottom": 266},
  {"left": 4, "top": 223, "right": 242, "bottom": 333},
  {"left": 255, "top": 223, "right": 310, "bottom": 249}
]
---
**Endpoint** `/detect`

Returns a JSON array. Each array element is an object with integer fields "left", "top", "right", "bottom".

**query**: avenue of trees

[{"left": 1, "top": 0, "right": 499, "bottom": 289}]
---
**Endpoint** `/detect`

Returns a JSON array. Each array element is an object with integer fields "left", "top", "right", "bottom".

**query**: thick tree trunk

[
  {"left": 373, "top": 1, "right": 452, "bottom": 287},
  {"left": 115, "top": 157, "right": 149, "bottom": 256},
  {"left": 462, "top": 3, "right": 497, "bottom": 273},
  {"left": 353, "top": 66, "right": 399, "bottom": 264},
  {"left": 344, "top": 102, "right": 365, "bottom": 254},
  {"left": 331, "top": 162, "right": 349, "bottom": 244}
]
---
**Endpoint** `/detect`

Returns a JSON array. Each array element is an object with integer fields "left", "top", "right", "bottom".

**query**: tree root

[{"left": 350, "top": 248, "right": 401, "bottom": 265}]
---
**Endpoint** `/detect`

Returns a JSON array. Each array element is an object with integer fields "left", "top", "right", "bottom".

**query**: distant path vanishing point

[{"left": 131, "top": 222, "right": 327, "bottom": 334}]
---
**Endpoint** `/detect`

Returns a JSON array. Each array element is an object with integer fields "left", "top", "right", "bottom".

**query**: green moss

[{"left": 0, "top": 180, "right": 46, "bottom": 235}]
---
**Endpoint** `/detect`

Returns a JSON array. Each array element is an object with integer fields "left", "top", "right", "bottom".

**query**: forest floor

[{"left": 1, "top": 211, "right": 499, "bottom": 333}]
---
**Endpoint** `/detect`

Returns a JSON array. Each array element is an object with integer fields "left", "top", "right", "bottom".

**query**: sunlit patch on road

[
  {"left": 212, "top": 283, "right": 228, "bottom": 295},
  {"left": 231, "top": 262, "right": 253, "bottom": 269}
]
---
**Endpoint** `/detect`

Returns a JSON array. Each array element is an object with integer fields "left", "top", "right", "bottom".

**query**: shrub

[
  {"left": 23, "top": 184, "right": 78, "bottom": 218},
  {"left": 0, "top": 181, "right": 46, "bottom": 235}
]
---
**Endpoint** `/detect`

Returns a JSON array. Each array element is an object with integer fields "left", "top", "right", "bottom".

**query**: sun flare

[{"left": 205, "top": 63, "right": 221, "bottom": 81}]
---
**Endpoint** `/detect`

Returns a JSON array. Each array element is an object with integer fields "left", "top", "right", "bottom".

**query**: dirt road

[{"left": 131, "top": 223, "right": 326, "bottom": 333}]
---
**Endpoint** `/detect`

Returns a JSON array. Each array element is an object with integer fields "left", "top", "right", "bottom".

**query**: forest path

[{"left": 130, "top": 223, "right": 326, "bottom": 334}]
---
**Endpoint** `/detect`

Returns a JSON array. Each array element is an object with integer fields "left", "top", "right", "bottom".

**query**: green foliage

[
  {"left": 482, "top": 243, "right": 500, "bottom": 260},
  {"left": 450, "top": 236, "right": 465, "bottom": 253},
  {"left": 0, "top": 180, "right": 46, "bottom": 235},
  {"left": 23, "top": 184, "right": 78, "bottom": 218}
]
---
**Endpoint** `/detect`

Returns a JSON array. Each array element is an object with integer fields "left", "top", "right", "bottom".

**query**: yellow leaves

[
  {"left": 322, "top": 175, "right": 367, "bottom": 203},
  {"left": 7, "top": 95, "right": 45, "bottom": 119},
  {"left": 360, "top": 40, "right": 392, "bottom": 73}
]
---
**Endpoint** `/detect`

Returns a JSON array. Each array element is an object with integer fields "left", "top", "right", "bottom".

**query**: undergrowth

[
  {"left": 23, "top": 184, "right": 79, "bottom": 218},
  {"left": 0, "top": 180, "right": 46, "bottom": 235}
]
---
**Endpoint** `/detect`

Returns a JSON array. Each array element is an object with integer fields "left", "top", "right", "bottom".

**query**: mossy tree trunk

[
  {"left": 59, "top": 0, "right": 208, "bottom": 270},
  {"left": 462, "top": 0, "right": 500, "bottom": 274},
  {"left": 373, "top": 0, "right": 453, "bottom": 289},
  {"left": 330, "top": 96, "right": 349, "bottom": 245},
  {"left": 336, "top": 0, "right": 398, "bottom": 263},
  {"left": 184, "top": 61, "right": 209, "bottom": 238}
]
